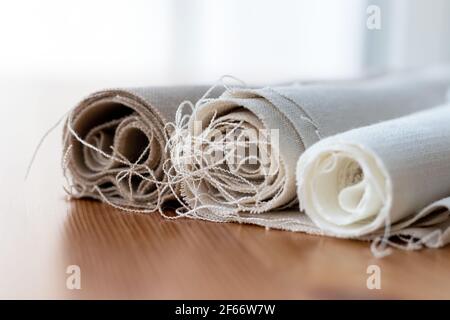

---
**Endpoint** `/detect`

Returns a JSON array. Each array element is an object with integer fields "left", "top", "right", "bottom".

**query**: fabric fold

[
  {"left": 176, "top": 67, "right": 450, "bottom": 220},
  {"left": 297, "top": 105, "right": 450, "bottom": 249},
  {"left": 63, "top": 86, "right": 220, "bottom": 210}
]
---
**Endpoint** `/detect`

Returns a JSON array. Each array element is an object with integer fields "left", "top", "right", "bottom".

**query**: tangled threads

[{"left": 167, "top": 103, "right": 284, "bottom": 221}]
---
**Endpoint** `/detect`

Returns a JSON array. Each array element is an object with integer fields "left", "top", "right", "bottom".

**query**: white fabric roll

[{"left": 297, "top": 105, "right": 450, "bottom": 249}]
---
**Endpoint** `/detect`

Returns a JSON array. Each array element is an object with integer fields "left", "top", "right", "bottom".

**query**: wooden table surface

[{"left": 1, "top": 78, "right": 450, "bottom": 299}]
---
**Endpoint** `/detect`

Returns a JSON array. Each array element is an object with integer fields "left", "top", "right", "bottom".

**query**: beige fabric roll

[
  {"left": 176, "top": 66, "right": 450, "bottom": 222},
  {"left": 63, "top": 86, "right": 219, "bottom": 210}
]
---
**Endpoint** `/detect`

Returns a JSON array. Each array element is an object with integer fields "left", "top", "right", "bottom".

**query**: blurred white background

[{"left": 0, "top": 0, "right": 449, "bottom": 86}]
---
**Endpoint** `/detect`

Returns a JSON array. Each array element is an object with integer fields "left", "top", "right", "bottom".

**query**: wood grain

[{"left": 1, "top": 79, "right": 450, "bottom": 299}]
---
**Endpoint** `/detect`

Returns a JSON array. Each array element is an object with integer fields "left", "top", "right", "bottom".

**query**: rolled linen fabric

[
  {"left": 63, "top": 86, "right": 220, "bottom": 210},
  {"left": 297, "top": 105, "right": 450, "bottom": 249},
  {"left": 177, "top": 67, "right": 450, "bottom": 220}
]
